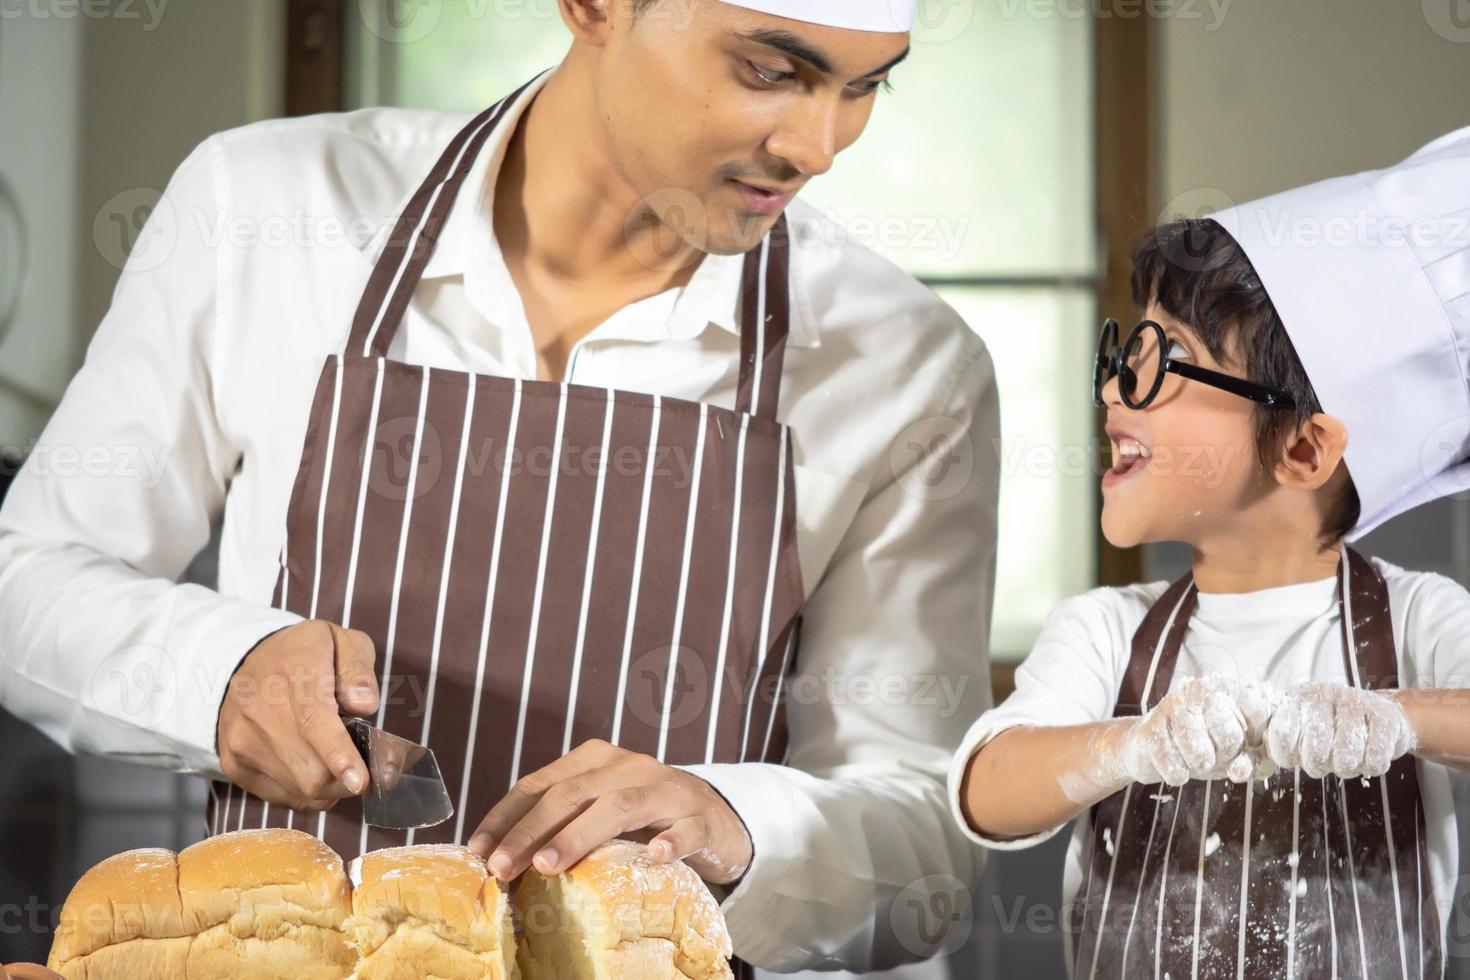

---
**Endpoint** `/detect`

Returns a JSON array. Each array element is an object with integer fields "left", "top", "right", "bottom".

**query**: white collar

[{"left": 357, "top": 67, "right": 818, "bottom": 349}]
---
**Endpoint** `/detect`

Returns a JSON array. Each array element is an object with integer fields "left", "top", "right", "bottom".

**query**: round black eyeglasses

[{"left": 1093, "top": 318, "right": 1298, "bottom": 411}]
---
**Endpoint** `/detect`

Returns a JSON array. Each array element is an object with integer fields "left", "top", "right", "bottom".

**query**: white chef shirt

[
  {"left": 946, "top": 557, "right": 1469, "bottom": 968},
  {"left": 0, "top": 68, "right": 999, "bottom": 972}
]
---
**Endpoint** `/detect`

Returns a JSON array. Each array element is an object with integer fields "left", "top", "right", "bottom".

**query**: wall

[
  {"left": 0, "top": 0, "right": 284, "bottom": 962},
  {"left": 0, "top": 11, "right": 82, "bottom": 451},
  {"left": 1157, "top": 0, "right": 1470, "bottom": 207}
]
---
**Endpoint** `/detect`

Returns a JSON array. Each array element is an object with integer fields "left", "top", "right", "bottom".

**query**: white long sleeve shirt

[
  {"left": 946, "top": 558, "right": 1470, "bottom": 972},
  {"left": 0, "top": 69, "right": 999, "bottom": 972}
]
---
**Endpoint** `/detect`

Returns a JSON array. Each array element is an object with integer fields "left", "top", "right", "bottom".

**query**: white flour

[{"left": 1070, "top": 675, "right": 1415, "bottom": 796}]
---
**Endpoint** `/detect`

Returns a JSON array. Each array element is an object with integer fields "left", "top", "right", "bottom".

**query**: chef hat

[
  {"left": 715, "top": 0, "right": 915, "bottom": 32},
  {"left": 1209, "top": 126, "right": 1470, "bottom": 540}
]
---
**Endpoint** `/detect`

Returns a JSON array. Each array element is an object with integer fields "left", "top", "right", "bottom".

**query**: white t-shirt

[{"left": 947, "top": 556, "right": 1469, "bottom": 958}]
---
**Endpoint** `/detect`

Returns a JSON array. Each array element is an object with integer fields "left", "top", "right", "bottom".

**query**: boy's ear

[
  {"left": 559, "top": 0, "right": 616, "bottom": 44},
  {"left": 1275, "top": 413, "right": 1349, "bottom": 491}
]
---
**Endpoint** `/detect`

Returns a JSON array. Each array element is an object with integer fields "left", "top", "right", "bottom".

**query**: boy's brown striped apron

[
  {"left": 204, "top": 80, "right": 804, "bottom": 976},
  {"left": 1074, "top": 547, "right": 1442, "bottom": 979}
]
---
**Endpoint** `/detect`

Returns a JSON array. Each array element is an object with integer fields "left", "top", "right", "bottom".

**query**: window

[{"left": 346, "top": 1, "right": 1099, "bottom": 660}]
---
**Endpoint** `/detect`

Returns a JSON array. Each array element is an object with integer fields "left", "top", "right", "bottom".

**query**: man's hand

[
  {"left": 215, "top": 620, "right": 380, "bottom": 811},
  {"left": 1265, "top": 681, "right": 1415, "bottom": 779},
  {"left": 466, "top": 739, "right": 752, "bottom": 886}
]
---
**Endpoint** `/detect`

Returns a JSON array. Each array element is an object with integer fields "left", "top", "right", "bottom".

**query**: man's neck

[
  {"left": 491, "top": 62, "right": 711, "bottom": 380},
  {"left": 493, "top": 64, "right": 704, "bottom": 295}
]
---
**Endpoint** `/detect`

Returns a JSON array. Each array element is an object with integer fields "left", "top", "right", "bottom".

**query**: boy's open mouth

[{"left": 1105, "top": 428, "right": 1152, "bottom": 485}]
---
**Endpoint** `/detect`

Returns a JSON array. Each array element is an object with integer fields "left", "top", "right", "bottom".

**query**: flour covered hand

[
  {"left": 1117, "top": 677, "right": 1271, "bottom": 786},
  {"left": 1265, "top": 681, "right": 1415, "bottom": 779}
]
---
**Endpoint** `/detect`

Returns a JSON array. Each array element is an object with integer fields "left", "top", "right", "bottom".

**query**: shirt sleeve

[
  {"left": 946, "top": 588, "right": 1128, "bottom": 852},
  {"left": 678, "top": 331, "right": 1001, "bottom": 973},
  {"left": 0, "top": 134, "right": 303, "bottom": 779},
  {"left": 1393, "top": 566, "right": 1470, "bottom": 690}
]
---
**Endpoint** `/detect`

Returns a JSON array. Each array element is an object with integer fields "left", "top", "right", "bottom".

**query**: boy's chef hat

[
  {"left": 715, "top": 0, "right": 915, "bottom": 32},
  {"left": 1210, "top": 126, "right": 1470, "bottom": 540}
]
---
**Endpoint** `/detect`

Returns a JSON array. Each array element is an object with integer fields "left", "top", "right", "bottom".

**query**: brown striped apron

[
  {"left": 1074, "top": 547, "right": 1442, "bottom": 979},
  {"left": 205, "top": 81, "right": 804, "bottom": 976}
]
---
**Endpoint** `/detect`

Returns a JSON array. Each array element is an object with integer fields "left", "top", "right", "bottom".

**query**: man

[{"left": 0, "top": 0, "right": 998, "bottom": 971}]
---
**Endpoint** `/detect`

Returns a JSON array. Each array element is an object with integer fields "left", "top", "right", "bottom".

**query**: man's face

[{"left": 589, "top": 0, "right": 909, "bottom": 257}]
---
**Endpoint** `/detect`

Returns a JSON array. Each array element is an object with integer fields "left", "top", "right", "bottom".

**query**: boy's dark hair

[{"left": 1130, "top": 217, "right": 1360, "bottom": 544}]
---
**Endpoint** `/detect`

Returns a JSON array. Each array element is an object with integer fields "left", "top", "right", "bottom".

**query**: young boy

[{"left": 950, "top": 125, "right": 1470, "bottom": 979}]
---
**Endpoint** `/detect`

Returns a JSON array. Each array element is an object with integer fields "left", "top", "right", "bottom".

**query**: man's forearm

[
  {"left": 0, "top": 530, "right": 301, "bottom": 775},
  {"left": 684, "top": 759, "right": 985, "bottom": 972}
]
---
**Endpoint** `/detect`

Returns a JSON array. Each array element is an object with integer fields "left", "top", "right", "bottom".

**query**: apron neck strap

[
  {"left": 1336, "top": 545, "right": 1400, "bottom": 690},
  {"left": 1113, "top": 544, "right": 1400, "bottom": 719},
  {"left": 1114, "top": 573, "right": 1198, "bottom": 717},
  {"left": 346, "top": 78, "right": 795, "bottom": 425},
  {"left": 346, "top": 82, "right": 532, "bottom": 362},
  {"left": 735, "top": 215, "right": 792, "bottom": 421}
]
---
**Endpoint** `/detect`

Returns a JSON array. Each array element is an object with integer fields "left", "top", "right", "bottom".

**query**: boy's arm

[
  {"left": 946, "top": 591, "right": 1134, "bottom": 849},
  {"left": 1390, "top": 690, "right": 1470, "bottom": 773},
  {"left": 1390, "top": 569, "right": 1470, "bottom": 774},
  {"left": 962, "top": 677, "right": 1261, "bottom": 841},
  {"left": 961, "top": 719, "right": 1136, "bottom": 841},
  {"left": 948, "top": 588, "right": 1261, "bottom": 847}
]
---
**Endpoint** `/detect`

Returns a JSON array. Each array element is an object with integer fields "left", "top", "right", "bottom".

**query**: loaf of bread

[
  {"left": 345, "top": 844, "right": 518, "bottom": 979},
  {"left": 47, "top": 828, "right": 356, "bottom": 979},
  {"left": 514, "top": 840, "right": 733, "bottom": 979},
  {"left": 48, "top": 832, "right": 732, "bottom": 978}
]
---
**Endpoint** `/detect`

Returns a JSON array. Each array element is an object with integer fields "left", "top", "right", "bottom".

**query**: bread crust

[{"left": 344, "top": 844, "right": 518, "bottom": 979}]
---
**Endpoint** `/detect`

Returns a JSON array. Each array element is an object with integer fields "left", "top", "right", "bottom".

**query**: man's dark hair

[{"left": 1129, "top": 217, "right": 1360, "bottom": 543}]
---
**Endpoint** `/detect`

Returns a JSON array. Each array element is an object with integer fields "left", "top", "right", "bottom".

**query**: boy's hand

[
  {"left": 1265, "top": 681, "right": 1414, "bottom": 779},
  {"left": 1118, "top": 677, "right": 1258, "bottom": 786}
]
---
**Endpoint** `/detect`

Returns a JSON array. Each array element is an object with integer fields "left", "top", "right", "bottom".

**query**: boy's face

[{"left": 1099, "top": 303, "right": 1269, "bottom": 549}]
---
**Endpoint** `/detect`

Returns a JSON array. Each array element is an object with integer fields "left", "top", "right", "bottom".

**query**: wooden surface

[
  {"left": 1091, "top": 5, "right": 1156, "bottom": 588},
  {"left": 990, "top": 662, "right": 1017, "bottom": 705},
  {"left": 286, "top": 0, "right": 346, "bottom": 117}
]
